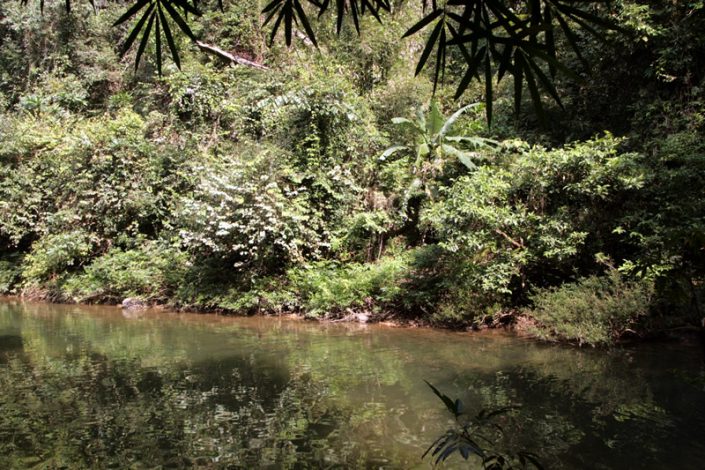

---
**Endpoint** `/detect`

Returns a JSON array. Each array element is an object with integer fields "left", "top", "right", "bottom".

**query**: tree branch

[
  {"left": 195, "top": 41, "right": 268, "bottom": 70},
  {"left": 495, "top": 228, "right": 524, "bottom": 249}
]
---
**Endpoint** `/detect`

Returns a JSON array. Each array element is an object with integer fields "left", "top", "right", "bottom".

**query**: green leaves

[
  {"left": 29, "top": 0, "right": 621, "bottom": 121},
  {"left": 440, "top": 102, "right": 481, "bottom": 137},
  {"left": 424, "top": 381, "right": 544, "bottom": 469},
  {"left": 425, "top": 380, "right": 464, "bottom": 417},
  {"left": 424, "top": 428, "right": 486, "bottom": 466},
  {"left": 427, "top": 101, "right": 444, "bottom": 136},
  {"left": 381, "top": 101, "right": 491, "bottom": 174},
  {"left": 379, "top": 145, "right": 407, "bottom": 161}
]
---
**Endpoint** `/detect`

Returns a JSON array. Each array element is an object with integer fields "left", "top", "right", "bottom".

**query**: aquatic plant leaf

[{"left": 425, "top": 380, "right": 462, "bottom": 417}]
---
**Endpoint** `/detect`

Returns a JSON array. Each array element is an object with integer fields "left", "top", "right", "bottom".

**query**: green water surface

[{"left": 1, "top": 298, "right": 704, "bottom": 469}]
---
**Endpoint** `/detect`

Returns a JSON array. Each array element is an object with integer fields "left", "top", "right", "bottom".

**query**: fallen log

[{"left": 195, "top": 41, "right": 268, "bottom": 70}]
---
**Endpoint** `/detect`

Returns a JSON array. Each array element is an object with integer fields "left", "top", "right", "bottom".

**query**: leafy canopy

[{"left": 21, "top": 0, "right": 622, "bottom": 123}]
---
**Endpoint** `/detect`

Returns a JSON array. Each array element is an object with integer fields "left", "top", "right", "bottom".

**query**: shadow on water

[
  {"left": 0, "top": 335, "right": 22, "bottom": 352},
  {"left": 0, "top": 339, "right": 366, "bottom": 467},
  {"left": 1, "top": 298, "right": 704, "bottom": 468}
]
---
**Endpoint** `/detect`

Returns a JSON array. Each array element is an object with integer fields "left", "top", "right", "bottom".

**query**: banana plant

[
  {"left": 381, "top": 101, "right": 494, "bottom": 173},
  {"left": 380, "top": 101, "right": 495, "bottom": 204}
]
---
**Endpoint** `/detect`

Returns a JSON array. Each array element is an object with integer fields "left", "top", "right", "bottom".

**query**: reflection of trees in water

[
  {"left": 434, "top": 363, "right": 701, "bottom": 470},
  {"left": 0, "top": 303, "right": 412, "bottom": 466},
  {"left": 0, "top": 335, "right": 22, "bottom": 354},
  {"left": 2, "top": 301, "right": 704, "bottom": 468},
  {"left": 0, "top": 349, "right": 384, "bottom": 468}
]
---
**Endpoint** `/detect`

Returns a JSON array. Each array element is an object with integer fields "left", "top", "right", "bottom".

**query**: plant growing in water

[{"left": 424, "top": 381, "right": 543, "bottom": 469}]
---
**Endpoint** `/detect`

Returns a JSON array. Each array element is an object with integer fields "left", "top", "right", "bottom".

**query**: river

[{"left": 1, "top": 298, "right": 704, "bottom": 468}]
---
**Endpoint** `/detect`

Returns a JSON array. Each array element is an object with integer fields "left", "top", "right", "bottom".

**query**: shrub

[
  {"left": 0, "top": 254, "right": 22, "bottom": 294},
  {"left": 177, "top": 145, "right": 328, "bottom": 272},
  {"left": 331, "top": 210, "right": 393, "bottom": 261},
  {"left": 162, "top": 63, "right": 229, "bottom": 123},
  {"left": 428, "top": 267, "right": 511, "bottom": 328},
  {"left": 526, "top": 271, "right": 655, "bottom": 346},
  {"left": 370, "top": 74, "right": 433, "bottom": 131},
  {"left": 618, "top": 132, "right": 705, "bottom": 276},
  {"left": 197, "top": 0, "right": 265, "bottom": 62},
  {"left": 64, "top": 241, "right": 189, "bottom": 304},
  {"left": 0, "top": 110, "right": 194, "bottom": 248},
  {"left": 200, "top": 276, "right": 298, "bottom": 315},
  {"left": 422, "top": 136, "right": 645, "bottom": 308},
  {"left": 286, "top": 254, "right": 411, "bottom": 316},
  {"left": 16, "top": 72, "right": 88, "bottom": 116},
  {"left": 22, "top": 230, "right": 95, "bottom": 283}
]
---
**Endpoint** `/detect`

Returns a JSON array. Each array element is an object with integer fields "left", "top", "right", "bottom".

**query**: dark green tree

[{"left": 20, "top": 0, "right": 622, "bottom": 123}]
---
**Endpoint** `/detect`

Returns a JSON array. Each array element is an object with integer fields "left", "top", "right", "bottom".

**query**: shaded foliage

[{"left": 19, "top": 0, "right": 628, "bottom": 123}]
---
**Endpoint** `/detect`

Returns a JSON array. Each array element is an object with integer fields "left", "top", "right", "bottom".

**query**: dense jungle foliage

[{"left": 0, "top": 0, "right": 704, "bottom": 345}]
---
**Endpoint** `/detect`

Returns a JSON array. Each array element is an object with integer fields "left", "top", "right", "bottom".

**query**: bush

[
  {"left": 0, "top": 109, "right": 194, "bottom": 248},
  {"left": 177, "top": 143, "right": 336, "bottom": 273},
  {"left": 22, "top": 230, "right": 95, "bottom": 283},
  {"left": 421, "top": 136, "right": 645, "bottom": 308},
  {"left": 195, "top": 276, "right": 298, "bottom": 315},
  {"left": 526, "top": 271, "right": 655, "bottom": 346},
  {"left": 0, "top": 254, "right": 22, "bottom": 294},
  {"left": 427, "top": 265, "right": 511, "bottom": 328},
  {"left": 16, "top": 72, "right": 88, "bottom": 116},
  {"left": 64, "top": 241, "right": 189, "bottom": 304},
  {"left": 286, "top": 254, "right": 411, "bottom": 316},
  {"left": 618, "top": 132, "right": 705, "bottom": 275}
]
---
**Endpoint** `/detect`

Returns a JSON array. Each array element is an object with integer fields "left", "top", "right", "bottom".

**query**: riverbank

[
  {"left": 5, "top": 236, "right": 701, "bottom": 348},
  {"left": 1, "top": 3, "right": 703, "bottom": 350},
  {"left": 4, "top": 282, "right": 702, "bottom": 349},
  {"left": 2, "top": 116, "right": 702, "bottom": 348}
]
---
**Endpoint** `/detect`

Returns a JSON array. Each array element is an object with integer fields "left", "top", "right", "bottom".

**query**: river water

[{"left": 1, "top": 298, "right": 704, "bottom": 468}]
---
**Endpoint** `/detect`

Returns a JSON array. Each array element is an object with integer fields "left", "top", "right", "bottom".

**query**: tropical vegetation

[{"left": 0, "top": 0, "right": 703, "bottom": 346}]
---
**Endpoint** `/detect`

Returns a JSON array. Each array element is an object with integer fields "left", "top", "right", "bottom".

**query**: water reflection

[
  {"left": 0, "top": 298, "right": 704, "bottom": 468},
  {"left": 0, "top": 335, "right": 22, "bottom": 353}
]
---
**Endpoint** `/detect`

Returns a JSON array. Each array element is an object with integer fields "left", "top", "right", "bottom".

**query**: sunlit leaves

[{"left": 381, "top": 101, "right": 493, "bottom": 174}]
